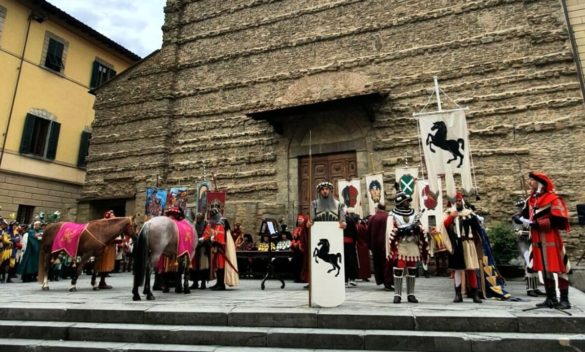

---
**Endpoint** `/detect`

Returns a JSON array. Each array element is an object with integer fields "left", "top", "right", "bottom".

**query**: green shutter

[
  {"left": 45, "top": 39, "right": 64, "bottom": 71},
  {"left": 77, "top": 131, "right": 91, "bottom": 167},
  {"left": 108, "top": 68, "right": 117, "bottom": 80},
  {"left": 45, "top": 121, "right": 60, "bottom": 160},
  {"left": 19, "top": 114, "right": 36, "bottom": 154},
  {"left": 89, "top": 60, "right": 100, "bottom": 89}
]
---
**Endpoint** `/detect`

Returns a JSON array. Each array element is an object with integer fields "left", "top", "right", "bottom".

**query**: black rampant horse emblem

[
  {"left": 313, "top": 238, "right": 342, "bottom": 277},
  {"left": 426, "top": 121, "right": 465, "bottom": 168}
]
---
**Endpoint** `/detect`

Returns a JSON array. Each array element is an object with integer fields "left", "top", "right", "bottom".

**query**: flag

[
  {"left": 418, "top": 109, "right": 473, "bottom": 199},
  {"left": 365, "top": 174, "right": 384, "bottom": 216},
  {"left": 395, "top": 167, "right": 419, "bottom": 211}
]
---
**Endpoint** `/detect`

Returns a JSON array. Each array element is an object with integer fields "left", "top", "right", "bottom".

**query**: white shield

[{"left": 310, "top": 221, "right": 345, "bottom": 307}]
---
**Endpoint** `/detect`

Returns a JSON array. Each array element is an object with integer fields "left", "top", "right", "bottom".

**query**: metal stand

[
  {"left": 259, "top": 218, "right": 285, "bottom": 290},
  {"left": 522, "top": 242, "right": 571, "bottom": 316}
]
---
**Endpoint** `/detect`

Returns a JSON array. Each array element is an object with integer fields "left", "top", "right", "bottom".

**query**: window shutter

[
  {"left": 19, "top": 114, "right": 36, "bottom": 154},
  {"left": 109, "top": 68, "right": 117, "bottom": 80},
  {"left": 77, "top": 131, "right": 91, "bottom": 167},
  {"left": 89, "top": 60, "right": 100, "bottom": 89},
  {"left": 45, "top": 121, "right": 60, "bottom": 160},
  {"left": 46, "top": 39, "right": 64, "bottom": 71}
]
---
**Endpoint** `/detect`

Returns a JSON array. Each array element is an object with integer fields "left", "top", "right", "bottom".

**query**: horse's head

[
  {"left": 317, "top": 238, "right": 329, "bottom": 248},
  {"left": 123, "top": 216, "right": 138, "bottom": 239},
  {"left": 431, "top": 121, "right": 445, "bottom": 131}
]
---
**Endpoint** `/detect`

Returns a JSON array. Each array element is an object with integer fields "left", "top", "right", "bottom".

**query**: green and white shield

[{"left": 399, "top": 174, "right": 415, "bottom": 196}]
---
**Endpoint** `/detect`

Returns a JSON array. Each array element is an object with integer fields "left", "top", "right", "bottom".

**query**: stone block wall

[{"left": 85, "top": 0, "right": 585, "bottom": 263}]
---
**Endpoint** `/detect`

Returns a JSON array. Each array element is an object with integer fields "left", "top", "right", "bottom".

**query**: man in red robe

[
  {"left": 519, "top": 171, "right": 572, "bottom": 309},
  {"left": 367, "top": 203, "right": 393, "bottom": 290}
]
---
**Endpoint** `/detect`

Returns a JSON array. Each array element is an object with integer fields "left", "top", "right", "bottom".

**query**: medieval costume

[
  {"left": 387, "top": 192, "right": 429, "bottom": 303},
  {"left": 191, "top": 213, "right": 210, "bottom": 289},
  {"left": 343, "top": 210, "right": 359, "bottom": 287},
  {"left": 356, "top": 218, "right": 372, "bottom": 281},
  {"left": 367, "top": 204, "right": 394, "bottom": 290},
  {"left": 444, "top": 193, "right": 483, "bottom": 303},
  {"left": 520, "top": 172, "right": 572, "bottom": 309},
  {"left": 291, "top": 214, "right": 309, "bottom": 283},
  {"left": 203, "top": 209, "right": 239, "bottom": 290},
  {"left": 18, "top": 221, "right": 42, "bottom": 283},
  {"left": 0, "top": 219, "right": 14, "bottom": 283},
  {"left": 311, "top": 181, "right": 346, "bottom": 223},
  {"left": 92, "top": 210, "right": 118, "bottom": 289},
  {"left": 513, "top": 199, "right": 545, "bottom": 297}
]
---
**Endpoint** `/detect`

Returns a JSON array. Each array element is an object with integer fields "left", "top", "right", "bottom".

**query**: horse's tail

[
  {"left": 133, "top": 223, "right": 149, "bottom": 288},
  {"left": 458, "top": 138, "right": 465, "bottom": 151}
]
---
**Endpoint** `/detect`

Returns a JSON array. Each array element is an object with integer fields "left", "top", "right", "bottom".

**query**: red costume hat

[{"left": 528, "top": 171, "right": 555, "bottom": 192}]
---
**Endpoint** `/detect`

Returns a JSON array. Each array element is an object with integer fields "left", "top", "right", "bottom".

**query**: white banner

[
  {"left": 337, "top": 178, "right": 363, "bottom": 217},
  {"left": 365, "top": 174, "right": 384, "bottom": 216},
  {"left": 395, "top": 167, "right": 419, "bottom": 211},
  {"left": 418, "top": 110, "right": 473, "bottom": 199},
  {"left": 310, "top": 222, "right": 345, "bottom": 307},
  {"left": 417, "top": 178, "right": 449, "bottom": 255}
]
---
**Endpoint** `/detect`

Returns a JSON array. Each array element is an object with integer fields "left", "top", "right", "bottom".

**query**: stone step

[
  {"left": 0, "top": 306, "right": 584, "bottom": 334},
  {"left": 0, "top": 339, "right": 369, "bottom": 352},
  {"left": 1, "top": 320, "right": 584, "bottom": 351}
]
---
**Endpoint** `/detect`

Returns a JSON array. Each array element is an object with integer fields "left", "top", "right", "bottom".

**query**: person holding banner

[
  {"left": 203, "top": 208, "right": 227, "bottom": 291},
  {"left": 388, "top": 192, "right": 429, "bottom": 303},
  {"left": 518, "top": 172, "right": 572, "bottom": 310},
  {"left": 444, "top": 193, "right": 483, "bottom": 304}
]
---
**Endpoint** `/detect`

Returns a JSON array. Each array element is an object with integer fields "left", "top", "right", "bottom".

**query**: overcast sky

[{"left": 48, "top": 0, "right": 166, "bottom": 58}]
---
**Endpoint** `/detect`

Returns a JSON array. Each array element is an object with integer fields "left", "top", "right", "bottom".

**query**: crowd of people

[{"left": 0, "top": 171, "right": 573, "bottom": 310}]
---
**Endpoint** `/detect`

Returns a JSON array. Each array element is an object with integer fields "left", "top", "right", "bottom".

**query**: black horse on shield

[
  {"left": 313, "top": 238, "right": 342, "bottom": 277},
  {"left": 426, "top": 121, "right": 465, "bottom": 168}
]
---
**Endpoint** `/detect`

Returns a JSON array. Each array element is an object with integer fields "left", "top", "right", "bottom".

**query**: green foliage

[{"left": 487, "top": 222, "right": 519, "bottom": 266}]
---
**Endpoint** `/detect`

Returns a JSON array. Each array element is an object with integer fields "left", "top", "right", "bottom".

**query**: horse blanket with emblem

[
  {"left": 51, "top": 223, "right": 87, "bottom": 257},
  {"left": 174, "top": 219, "right": 195, "bottom": 260}
]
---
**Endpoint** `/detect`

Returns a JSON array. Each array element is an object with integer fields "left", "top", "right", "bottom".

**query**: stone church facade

[{"left": 81, "top": 0, "right": 585, "bottom": 263}]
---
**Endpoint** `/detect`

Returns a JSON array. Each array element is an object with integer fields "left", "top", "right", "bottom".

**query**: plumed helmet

[
  {"left": 316, "top": 181, "right": 334, "bottom": 192},
  {"left": 394, "top": 192, "right": 412, "bottom": 206}
]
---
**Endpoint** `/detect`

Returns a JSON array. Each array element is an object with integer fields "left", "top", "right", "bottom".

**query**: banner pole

[
  {"left": 308, "top": 130, "right": 313, "bottom": 307},
  {"left": 433, "top": 76, "right": 442, "bottom": 112}
]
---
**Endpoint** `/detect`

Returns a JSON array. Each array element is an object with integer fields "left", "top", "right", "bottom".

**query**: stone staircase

[{"left": 1, "top": 305, "right": 584, "bottom": 351}]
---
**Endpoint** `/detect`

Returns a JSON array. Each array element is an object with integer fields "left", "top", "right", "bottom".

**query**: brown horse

[{"left": 38, "top": 217, "right": 136, "bottom": 291}]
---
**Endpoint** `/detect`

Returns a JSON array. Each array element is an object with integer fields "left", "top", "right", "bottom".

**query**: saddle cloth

[
  {"left": 175, "top": 219, "right": 195, "bottom": 260},
  {"left": 51, "top": 223, "right": 87, "bottom": 257}
]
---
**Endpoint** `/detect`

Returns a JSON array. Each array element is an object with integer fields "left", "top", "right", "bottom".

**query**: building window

[
  {"left": 90, "top": 60, "right": 116, "bottom": 89},
  {"left": 41, "top": 32, "right": 68, "bottom": 73},
  {"left": 19, "top": 113, "right": 61, "bottom": 160},
  {"left": 0, "top": 6, "right": 6, "bottom": 42},
  {"left": 77, "top": 130, "right": 91, "bottom": 168},
  {"left": 16, "top": 205, "right": 35, "bottom": 225}
]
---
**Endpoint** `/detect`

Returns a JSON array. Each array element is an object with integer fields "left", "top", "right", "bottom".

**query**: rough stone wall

[{"left": 85, "top": 0, "right": 585, "bottom": 263}]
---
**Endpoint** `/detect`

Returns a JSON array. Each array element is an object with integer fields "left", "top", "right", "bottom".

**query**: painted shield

[
  {"left": 310, "top": 221, "right": 345, "bottom": 308},
  {"left": 399, "top": 174, "right": 415, "bottom": 196}
]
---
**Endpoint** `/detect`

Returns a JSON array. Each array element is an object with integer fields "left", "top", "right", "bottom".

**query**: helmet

[
  {"left": 394, "top": 192, "right": 412, "bottom": 206},
  {"left": 316, "top": 181, "right": 334, "bottom": 192}
]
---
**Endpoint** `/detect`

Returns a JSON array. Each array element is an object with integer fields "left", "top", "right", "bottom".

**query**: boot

[
  {"left": 200, "top": 280, "right": 207, "bottom": 290},
  {"left": 453, "top": 285, "right": 463, "bottom": 303},
  {"left": 556, "top": 289, "right": 571, "bottom": 310},
  {"left": 211, "top": 269, "right": 225, "bottom": 291},
  {"left": 98, "top": 274, "right": 112, "bottom": 289},
  {"left": 393, "top": 268, "right": 403, "bottom": 304},
  {"left": 536, "top": 286, "right": 558, "bottom": 308},
  {"left": 190, "top": 280, "right": 199, "bottom": 289},
  {"left": 406, "top": 267, "right": 418, "bottom": 303},
  {"left": 471, "top": 288, "right": 482, "bottom": 303}
]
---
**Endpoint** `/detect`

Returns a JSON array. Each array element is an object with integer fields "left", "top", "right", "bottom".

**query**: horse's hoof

[
  {"left": 132, "top": 295, "right": 141, "bottom": 301},
  {"left": 69, "top": 287, "right": 77, "bottom": 292},
  {"left": 184, "top": 288, "right": 191, "bottom": 294},
  {"left": 42, "top": 286, "right": 49, "bottom": 291},
  {"left": 146, "top": 294, "right": 155, "bottom": 301}
]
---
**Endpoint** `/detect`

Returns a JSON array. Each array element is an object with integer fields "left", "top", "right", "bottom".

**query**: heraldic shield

[{"left": 310, "top": 222, "right": 345, "bottom": 308}]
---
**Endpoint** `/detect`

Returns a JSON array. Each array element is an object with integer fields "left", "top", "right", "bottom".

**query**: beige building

[
  {"left": 0, "top": 0, "right": 140, "bottom": 223},
  {"left": 86, "top": 0, "right": 585, "bottom": 263}
]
